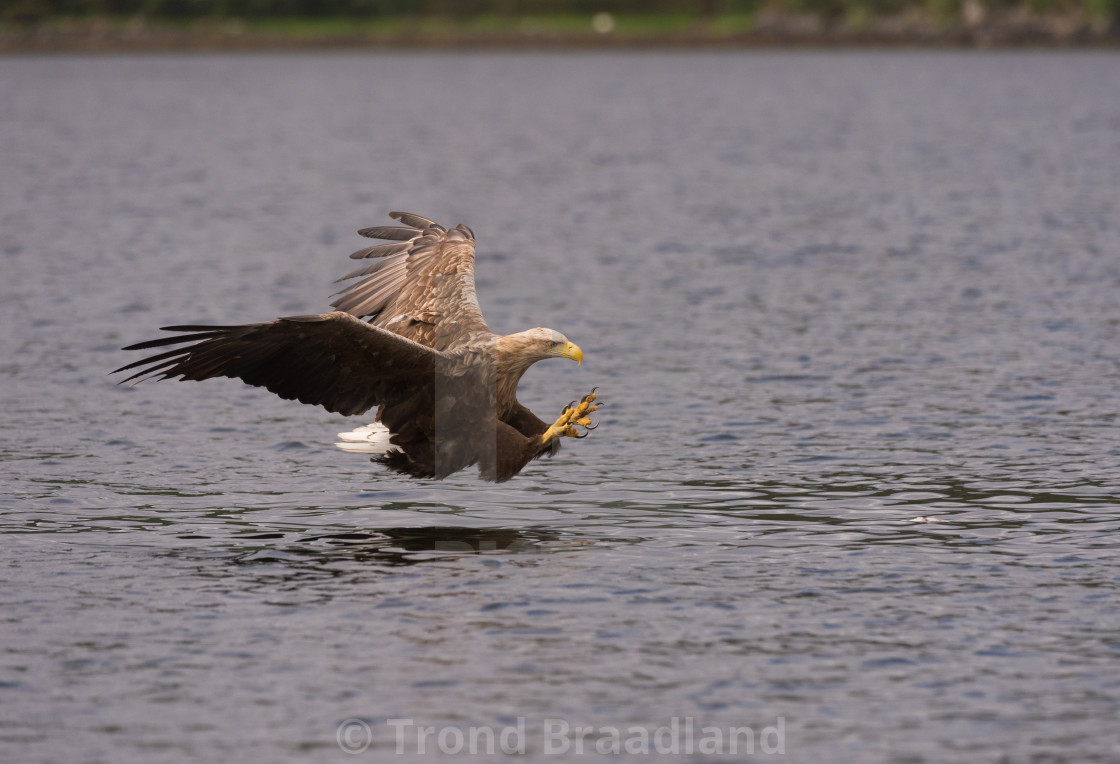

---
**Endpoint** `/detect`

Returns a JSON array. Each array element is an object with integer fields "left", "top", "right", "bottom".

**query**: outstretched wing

[
  {"left": 330, "top": 211, "right": 492, "bottom": 351},
  {"left": 113, "top": 311, "right": 440, "bottom": 417}
]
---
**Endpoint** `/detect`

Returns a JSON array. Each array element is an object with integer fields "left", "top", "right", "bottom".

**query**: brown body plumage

[{"left": 114, "top": 212, "right": 598, "bottom": 482}]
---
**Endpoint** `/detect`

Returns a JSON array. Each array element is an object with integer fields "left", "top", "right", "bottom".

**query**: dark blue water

[{"left": 2, "top": 51, "right": 1120, "bottom": 762}]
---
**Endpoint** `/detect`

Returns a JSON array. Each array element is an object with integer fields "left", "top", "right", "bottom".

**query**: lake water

[{"left": 2, "top": 50, "right": 1120, "bottom": 762}]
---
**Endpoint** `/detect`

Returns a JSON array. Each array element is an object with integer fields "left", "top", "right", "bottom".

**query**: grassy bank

[{"left": 1, "top": 9, "right": 1117, "bottom": 52}]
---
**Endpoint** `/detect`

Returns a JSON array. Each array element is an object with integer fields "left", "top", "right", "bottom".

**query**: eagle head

[{"left": 496, "top": 327, "right": 583, "bottom": 376}]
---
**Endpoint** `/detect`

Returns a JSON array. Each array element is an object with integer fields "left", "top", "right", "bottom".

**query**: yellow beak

[{"left": 556, "top": 341, "right": 583, "bottom": 365}]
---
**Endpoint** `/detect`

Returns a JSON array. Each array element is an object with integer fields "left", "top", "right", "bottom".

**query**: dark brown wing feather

[
  {"left": 113, "top": 312, "right": 549, "bottom": 480},
  {"left": 113, "top": 311, "right": 439, "bottom": 417},
  {"left": 330, "top": 211, "right": 491, "bottom": 352}
]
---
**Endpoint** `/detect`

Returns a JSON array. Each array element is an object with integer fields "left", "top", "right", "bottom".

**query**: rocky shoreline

[{"left": 1, "top": 10, "right": 1116, "bottom": 53}]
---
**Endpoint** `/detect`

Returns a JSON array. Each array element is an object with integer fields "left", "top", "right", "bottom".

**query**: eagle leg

[{"left": 540, "top": 389, "right": 600, "bottom": 444}]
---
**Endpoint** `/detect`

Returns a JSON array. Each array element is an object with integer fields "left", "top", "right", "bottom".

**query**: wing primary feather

[
  {"left": 277, "top": 314, "right": 337, "bottom": 323},
  {"left": 330, "top": 256, "right": 408, "bottom": 299},
  {"left": 117, "top": 357, "right": 187, "bottom": 384},
  {"left": 330, "top": 272, "right": 408, "bottom": 316},
  {"left": 333, "top": 259, "right": 393, "bottom": 283},
  {"left": 348, "top": 242, "right": 413, "bottom": 260},
  {"left": 389, "top": 211, "right": 438, "bottom": 229},
  {"left": 357, "top": 225, "right": 420, "bottom": 241},
  {"left": 112, "top": 345, "right": 194, "bottom": 374},
  {"left": 121, "top": 330, "right": 224, "bottom": 351}
]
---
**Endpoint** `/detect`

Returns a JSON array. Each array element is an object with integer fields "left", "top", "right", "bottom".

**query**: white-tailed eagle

[{"left": 114, "top": 212, "right": 599, "bottom": 482}]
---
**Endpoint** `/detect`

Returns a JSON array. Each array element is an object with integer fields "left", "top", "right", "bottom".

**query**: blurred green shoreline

[{"left": 2, "top": 9, "right": 1117, "bottom": 52}]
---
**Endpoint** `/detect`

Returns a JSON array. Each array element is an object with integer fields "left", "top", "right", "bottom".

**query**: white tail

[{"left": 335, "top": 422, "right": 398, "bottom": 454}]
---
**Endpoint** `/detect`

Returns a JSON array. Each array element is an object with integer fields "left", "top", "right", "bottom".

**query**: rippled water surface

[{"left": 3, "top": 51, "right": 1120, "bottom": 762}]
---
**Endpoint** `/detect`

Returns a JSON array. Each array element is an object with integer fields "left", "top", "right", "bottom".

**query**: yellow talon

[{"left": 540, "top": 388, "right": 602, "bottom": 445}]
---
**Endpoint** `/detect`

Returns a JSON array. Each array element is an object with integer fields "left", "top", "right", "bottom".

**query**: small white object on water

[
  {"left": 591, "top": 12, "right": 615, "bottom": 34},
  {"left": 336, "top": 421, "right": 398, "bottom": 454},
  {"left": 911, "top": 516, "right": 947, "bottom": 523}
]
